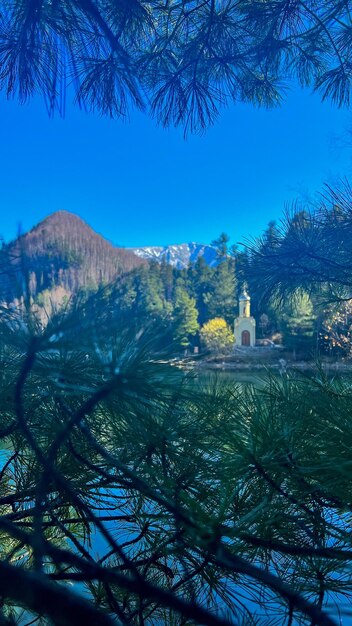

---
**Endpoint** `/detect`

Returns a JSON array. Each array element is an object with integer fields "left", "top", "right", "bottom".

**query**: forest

[
  {"left": 99, "top": 222, "right": 352, "bottom": 361},
  {"left": 0, "top": 212, "right": 337, "bottom": 361}
]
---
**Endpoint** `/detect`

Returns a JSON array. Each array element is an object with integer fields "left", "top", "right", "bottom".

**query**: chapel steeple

[
  {"left": 239, "top": 284, "right": 251, "bottom": 318},
  {"left": 234, "top": 284, "right": 256, "bottom": 347}
]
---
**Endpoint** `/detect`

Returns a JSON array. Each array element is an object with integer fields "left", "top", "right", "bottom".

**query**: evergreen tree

[
  {"left": 280, "top": 292, "right": 317, "bottom": 358},
  {"left": 2, "top": 2, "right": 351, "bottom": 133},
  {"left": 138, "top": 263, "right": 173, "bottom": 322},
  {"left": 173, "top": 283, "right": 199, "bottom": 350},
  {"left": 262, "top": 220, "right": 280, "bottom": 250},
  {"left": 159, "top": 257, "right": 175, "bottom": 303},
  {"left": 211, "top": 233, "right": 230, "bottom": 261},
  {"left": 187, "top": 256, "right": 214, "bottom": 325},
  {"left": 203, "top": 234, "right": 236, "bottom": 324},
  {"left": 207, "top": 257, "right": 236, "bottom": 324}
]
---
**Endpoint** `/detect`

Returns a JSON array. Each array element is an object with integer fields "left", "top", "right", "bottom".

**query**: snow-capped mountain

[{"left": 131, "top": 243, "right": 218, "bottom": 269}]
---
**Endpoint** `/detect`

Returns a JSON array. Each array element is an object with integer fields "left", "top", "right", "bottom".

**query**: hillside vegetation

[{"left": 0, "top": 211, "right": 145, "bottom": 303}]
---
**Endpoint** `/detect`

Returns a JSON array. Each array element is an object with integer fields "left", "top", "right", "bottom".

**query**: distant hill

[
  {"left": 0, "top": 210, "right": 145, "bottom": 302},
  {"left": 0, "top": 212, "right": 221, "bottom": 306},
  {"left": 131, "top": 243, "right": 218, "bottom": 269}
]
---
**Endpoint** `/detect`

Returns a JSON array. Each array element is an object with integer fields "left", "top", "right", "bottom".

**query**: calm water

[
  {"left": 197, "top": 369, "right": 265, "bottom": 384},
  {"left": 195, "top": 365, "right": 352, "bottom": 388}
]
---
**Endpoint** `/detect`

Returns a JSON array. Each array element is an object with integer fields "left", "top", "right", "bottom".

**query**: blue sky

[{"left": 0, "top": 87, "right": 351, "bottom": 248}]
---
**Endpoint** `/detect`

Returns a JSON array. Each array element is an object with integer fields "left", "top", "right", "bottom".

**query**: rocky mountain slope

[{"left": 131, "top": 243, "right": 218, "bottom": 269}]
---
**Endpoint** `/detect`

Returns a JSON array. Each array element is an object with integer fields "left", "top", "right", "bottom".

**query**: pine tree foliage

[
  {"left": 173, "top": 282, "right": 199, "bottom": 348},
  {"left": 321, "top": 300, "right": 352, "bottom": 357},
  {"left": 244, "top": 182, "right": 352, "bottom": 306},
  {"left": 280, "top": 291, "right": 317, "bottom": 356},
  {"left": 187, "top": 256, "right": 214, "bottom": 325},
  {"left": 0, "top": 294, "right": 352, "bottom": 625},
  {"left": 1, "top": 1, "right": 352, "bottom": 133},
  {"left": 207, "top": 257, "right": 236, "bottom": 324}
]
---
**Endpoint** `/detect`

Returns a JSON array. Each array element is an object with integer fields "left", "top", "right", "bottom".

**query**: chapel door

[{"left": 241, "top": 330, "right": 250, "bottom": 346}]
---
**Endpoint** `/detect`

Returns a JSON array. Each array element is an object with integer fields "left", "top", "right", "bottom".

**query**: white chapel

[{"left": 234, "top": 286, "right": 256, "bottom": 347}]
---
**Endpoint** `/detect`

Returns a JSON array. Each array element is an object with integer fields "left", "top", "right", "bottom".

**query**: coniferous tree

[
  {"left": 207, "top": 257, "right": 236, "bottom": 324},
  {"left": 187, "top": 256, "right": 214, "bottom": 325},
  {"left": 173, "top": 282, "right": 199, "bottom": 350},
  {"left": 138, "top": 263, "right": 173, "bottom": 322},
  {"left": 211, "top": 233, "right": 231, "bottom": 261},
  {"left": 247, "top": 184, "right": 352, "bottom": 305},
  {"left": 160, "top": 257, "right": 175, "bottom": 303},
  {"left": 1, "top": 2, "right": 352, "bottom": 133},
  {"left": 206, "top": 234, "right": 236, "bottom": 324},
  {"left": 280, "top": 292, "right": 317, "bottom": 358}
]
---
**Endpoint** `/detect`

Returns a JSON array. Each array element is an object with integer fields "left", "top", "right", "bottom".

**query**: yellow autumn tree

[{"left": 200, "top": 317, "right": 234, "bottom": 354}]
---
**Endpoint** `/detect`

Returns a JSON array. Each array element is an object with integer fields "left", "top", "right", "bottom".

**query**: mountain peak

[
  {"left": 44, "top": 210, "right": 79, "bottom": 219},
  {"left": 131, "top": 242, "right": 218, "bottom": 269},
  {"left": 2, "top": 211, "right": 145, "bottom": 301},
  {"left": 31, "top": 210, "right": 95, "bottom": 234}
]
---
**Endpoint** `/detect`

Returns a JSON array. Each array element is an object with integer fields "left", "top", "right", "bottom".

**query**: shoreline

[{"left": 175, "top": 359, "right": 352, "bottom": 372}]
